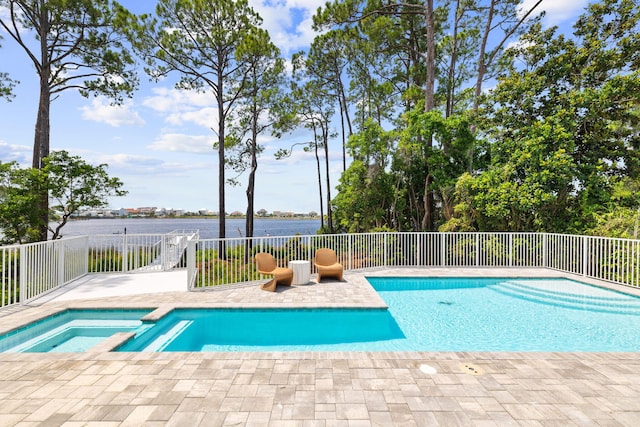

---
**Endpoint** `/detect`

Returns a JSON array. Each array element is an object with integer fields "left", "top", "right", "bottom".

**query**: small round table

[{"left": 289, "top": 260, "right": 310, "bottom": 285}]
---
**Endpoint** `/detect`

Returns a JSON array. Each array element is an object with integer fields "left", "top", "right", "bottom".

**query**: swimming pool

[
  {"left": 115, "top": 277, "right": 640, "bottom": 352},
  {"left": 0, "top": 309, "right": 151, "bottom": 353},
  {"left": 117, "top": 308, "right": 404, "bottom": 352},
  {"left": 3, "top": 277, "right": 640, "bottom": 352}
]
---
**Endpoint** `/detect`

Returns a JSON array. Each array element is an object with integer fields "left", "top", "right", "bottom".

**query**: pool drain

[{"left": 460, "top": 363, "right": 484, "bottom": 376}]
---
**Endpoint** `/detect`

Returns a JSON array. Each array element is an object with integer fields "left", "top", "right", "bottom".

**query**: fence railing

[
  {"left": 1, "top": 231, "right": 197, "bottom": 308},
  {"left": 3, "top": 231, "right": 640, "bottom": 308},
  {"left": 187, "top": 232, "right": 640, "bottom": 290}
]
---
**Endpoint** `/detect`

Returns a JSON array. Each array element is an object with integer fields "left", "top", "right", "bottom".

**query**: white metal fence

[
  {"left": 87, "top": 231, "right": 196, "bottom": 274},
  {"left": 1, "top": 231, "right": 197, "bottom": 308},
  {"left": 2, "top": 232, "right": 640, "bottom": 308},
  {"left": 187, "top": 232, "right": 639, "bottom": 290},
  {"left": 187, "top": 232, "right": 548, "bottom": 289}
]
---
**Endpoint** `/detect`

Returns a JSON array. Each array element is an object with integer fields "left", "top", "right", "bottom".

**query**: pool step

[
  {"left": 488, "top": 280, "right": 640, "bottom": 315},
  {"left": 3, "top": 319, "right": 143, "bottom": 353},
  {"left": 133, "top": 320, "right": 193, "bottom": 352}
]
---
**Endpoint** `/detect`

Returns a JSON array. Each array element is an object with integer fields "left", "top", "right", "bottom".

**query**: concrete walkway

[
  {"left": 1, "top": 268, "right": 639, "bottom": 426},
  {"left": 29, "top": 270, "right": 189, "bottom": 304}
]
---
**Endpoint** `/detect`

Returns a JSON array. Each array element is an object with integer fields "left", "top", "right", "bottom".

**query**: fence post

[
  {"left": 19, "top": 244, "right": 26, "bottom": 304},
  {"left": 347, "top": 234, "right": 354, "bottom": 270},
  {"left": 57, "top": 240, "right": 65, "bottom": 286},
  {"left": 582, "top": 235, "right": 588, "bottom": 277},
  {"left": 542, "top": 234, "right": 548, "bottom": 268},
  {"left": 384, "top": 233, "right": 388, "bottom": 267},
  {"left": 122, "top": 234, "right": 128, "bottom": 272},
  {"left": 187, "top": 236, "right": 196, "bottom": 290},
  {"left": 441, "top": 233, "right": 446, "bottom": 267},
  {"left": 162, "top": 234, "right": 168, "bottom": 271},
  {"left": 83, "top": 236, "right": 89, "bottom": 275}
]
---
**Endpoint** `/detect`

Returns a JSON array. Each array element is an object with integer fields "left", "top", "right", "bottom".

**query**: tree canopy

[
  {"left": 320, "top": 0, "right": 640, "bottom": 236},
  {"left": 0, "top": 0, "right": 137, "bottom": 240},
  {"left": 126, "top": 0, "right": 268, "bottom": 241},
  {"left": 1, "top": 0, "right": 638, "bottom": 240},
  {"left": 0, "top": 151, "right": 126, "bottom": 244}
]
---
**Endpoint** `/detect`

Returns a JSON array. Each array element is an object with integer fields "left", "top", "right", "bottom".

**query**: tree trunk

[
  {"left": 312, "top": 123, "right": 325, "bottom": 230},
  {"left": 245, "top": 104, "right": 259, "bottom": 240},
  {"left": 421, "top": 0, "right": 436, "bottom": 231},
  {"left": 446, "top": 0, "right": 462, "bottom": 119},
  {"left": 322, "top": 121, "right": 333, "bottom": 233},
  {"left": 337, "top": 73, "right": 352, "bottom": 172},
  {"left": 474, "top": 0, "right": 495, "bottom": 113},
  {"left": 217, "top": 69, "right": 226, "bottom": 258},
  {"left": 244, "top": 132, "right": 257, "bottom": 263},
  {"left": 245, "top": 145, "right": 256, "bottom": 239},
  {"left": 33, "top": 8, "right": 51, "bottom": 241},
  {"left": 423, "top": 0, "right": 436, "bottom": 113}
]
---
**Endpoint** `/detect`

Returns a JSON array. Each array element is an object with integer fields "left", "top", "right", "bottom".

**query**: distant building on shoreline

[{"left": 74, "top": 207, "right": 319, "bottom": 219}]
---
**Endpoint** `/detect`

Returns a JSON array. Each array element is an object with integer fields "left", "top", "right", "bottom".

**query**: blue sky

[{"left": 0, "top": 0, "right": 586, "bottom": 214}]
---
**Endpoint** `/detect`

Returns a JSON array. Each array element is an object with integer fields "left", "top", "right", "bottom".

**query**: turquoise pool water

[
  {"left": 368, "top": 277, "right": 640, "bottom": 351},
  {"left": 116, "top": 277, "right": 640, "bottom": 352},
  {"left": 0, "top": 309, "right": 151, "bottom": 353},
  {"left": 3, "top": 278, "right": 640, "bottom": 352},
  {"left": 117, "top": 308, "right": 404, "bottom": 352}
]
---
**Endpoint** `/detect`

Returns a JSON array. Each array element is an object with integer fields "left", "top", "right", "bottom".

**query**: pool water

[
  {"left": 3, "top": 278, "right": 640, "bottom": 352},
  {"left": 368, "top": 277, "right": 640, "bottom": 352},
  {"left": 0, "top": 309, "right": 151, "bottom": 353},
  {"left": 117, "top": 308, "right": 404, "bottom": 352}
]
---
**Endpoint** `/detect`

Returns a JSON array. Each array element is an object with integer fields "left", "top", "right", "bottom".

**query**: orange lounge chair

[
  {"left": 314, "top": 248, "right": 344, "bottom": 282},
  {"left": 255, "top": 252, "right": 294, "bottom": 292}
]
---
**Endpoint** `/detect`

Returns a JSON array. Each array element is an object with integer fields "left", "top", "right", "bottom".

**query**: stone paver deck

[{"left": 1, "top": 268, "right": 640, "bottom": 426}]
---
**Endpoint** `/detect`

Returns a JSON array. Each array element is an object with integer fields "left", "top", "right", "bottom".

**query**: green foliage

[
  {"left": 0, "top": 152, "right": 126, "bottom": 243},
  {"left": 88, "top": 246, "right": 160, "bottom": 272},
  {"left": 88, "top": 248, "right": 123, "bottom": 272},
  {"left": 0, "top": 0, "right": 138, "bottom": 102},
  {"left": 443, "top": 0, "right": 640, "bottom": 235},
  {"left": 0, "top": 71, "right": 13, "bottom": 101},
  {"left": 0, "top": 37, "right": 17, "bottom": 101},
  {"left": 332, "top": 120, "right": 396, "bottom": 232},
  {"left": 587, "top": 178, "right": 640, "bottom": 238},
  {"left": 0, "top": 162, "right": 46, "bottom": 244},
  {"left": 45, "top": 151, "right": 127, "bottom": 240}
]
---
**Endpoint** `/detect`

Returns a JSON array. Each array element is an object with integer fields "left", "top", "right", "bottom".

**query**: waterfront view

[{"left": 59, "top": 217, "right": 322, "bottom": 239}]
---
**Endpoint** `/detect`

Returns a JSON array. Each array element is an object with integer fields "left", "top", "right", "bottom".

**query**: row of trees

[
  {"left": 0, "top": 0, "right": 334, "bottom": 243},
  {"left": 317, "top": 0, "right": 640, "bottom": 237},
  {"left": 1, "top": 0, "right": 639, "bottom": 244}
]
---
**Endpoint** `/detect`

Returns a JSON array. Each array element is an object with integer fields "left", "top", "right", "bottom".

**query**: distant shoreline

[{"left": 68, "top": 215, "right": 320, "bottom": 221}]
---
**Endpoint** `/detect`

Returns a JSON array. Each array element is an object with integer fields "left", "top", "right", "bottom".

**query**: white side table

[{"left": 289, "top": 260, "right": 310, "bottom": 285}]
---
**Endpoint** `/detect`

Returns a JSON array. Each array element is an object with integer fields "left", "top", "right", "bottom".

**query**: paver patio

[{"left": 1, "top": 268, "right": 639, "bottom": 426}]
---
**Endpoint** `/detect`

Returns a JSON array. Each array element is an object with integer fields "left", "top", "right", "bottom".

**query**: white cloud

[
  {"left": 95, "top": 153, "right": 164, "bottom": 171},
  {"left": 249, "top": 0, "right": 326, "bottom": 54},
  {"left": 166, "top": 107, "right": 219, "bottom": 128},
  {"left": 519, "top": 0, "right": 589, "bottom": 26},
  {"left": 142, "top": 87, "right": 219, "bottom": 128},
  {"left": 0, "top": 140, "right": 31, "bottom": 164},
  {"left": 148, "top": 133, "right": 214, "bottom": 154},
  {"left": 96, "top": 153, "right": 211, "bottom": 176},
  {"left": 142, "top": 87, "right": 215, "bottom": 113},
  {"left": 80, "top": 97, "right": 145, "bottom": 127}
]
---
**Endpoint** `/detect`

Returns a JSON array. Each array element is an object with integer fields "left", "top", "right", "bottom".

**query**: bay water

[{"left": 60, "top": 217, "right": 322, "bottom": 239}]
